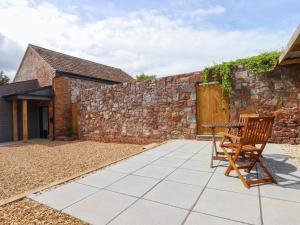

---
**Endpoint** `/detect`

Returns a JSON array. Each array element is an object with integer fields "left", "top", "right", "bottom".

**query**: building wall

[
  {"left": 0, "top": 97, "right": 12, "bottom": 142},
  {"left": 53, "top": 76, "right": 71, "bottom": 138},
  {"left": 77, "top": 66, "right": 300, "bottom": 144},
  {"left": 13, "top": 47, "right": 55, "bottom": 87},
  {"left": 77, "top": 72, "right": 202, "bottom": 144},
  {"left": 53, "top": 76, "right": 107, "bottom": 138}
]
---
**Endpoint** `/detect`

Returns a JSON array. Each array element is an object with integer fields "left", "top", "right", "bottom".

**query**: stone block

[
  {"left": 235, "top": 70, "right": 248, "bottom": 79},
  {"left": 274, "top": 82, "right": 284, "bottom": 90},
  {"left": 266, "top": 98, "right": 278, "bottom": 106}
]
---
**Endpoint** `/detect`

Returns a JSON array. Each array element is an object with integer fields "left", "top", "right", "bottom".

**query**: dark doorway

[{"left": 39, "top": 106, "right": 49, "bottom": 138}]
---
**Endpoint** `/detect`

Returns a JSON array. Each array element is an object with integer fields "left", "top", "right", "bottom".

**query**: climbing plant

[{"left": 203, "top": 51, "right": 282, "bottom": 96}]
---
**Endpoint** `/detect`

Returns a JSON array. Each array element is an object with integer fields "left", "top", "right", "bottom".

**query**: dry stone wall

[
  {"left": 77, "top": 65, "right": 300, "bottom": 144},
  {"left": 77, "top": 72, "right": 203, "bottom": 144},
  {"left": 230, "top": 64, "right": 300, "bottom": 144}
]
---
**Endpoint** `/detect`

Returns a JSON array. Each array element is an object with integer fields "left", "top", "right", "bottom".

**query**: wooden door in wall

[{"left": 196, "top": 83, "right": 229, "bottom": 134}]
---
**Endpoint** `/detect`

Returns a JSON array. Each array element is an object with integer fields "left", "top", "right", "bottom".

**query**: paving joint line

[
  {"left": 180, "top": 157, "right": 219, "bottom": 225},
  {"left": 256, "top": 164, "right": 264, "bottom": 225},
  {"left": 190, "top": 211, "right": 250, "bottom": 225},
  {"left": 204, "top": 186, "right": 259, "bottom": 197},
  {"left": 106, "top": 141, "right": 210, "bottom": 225},
  {"left": 51, "top": 142, "right": 190, "bottom": 212}
]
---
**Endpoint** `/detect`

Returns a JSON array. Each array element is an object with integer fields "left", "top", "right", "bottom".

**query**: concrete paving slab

[
  {"left": 30, "top": 182, "right": 98, "bottom": 210},
  {"left": 144, "top": 180, "right": 203, "bottom": 209},
  {"left": 142, "top": 149, "right": 170, "bottom": 157},
  {"left": 106, "top": 175, "right": 160, "bottom": 197},
  {"left": 174, "top": 141, "right": 206, "bottom": 153},
  {"left": 184, "top": 212, "right": 247, "bottom": 225},
  {"left": 190, "top": 153, "right": 212, "bottom": 161},
  {"left": 134, "top": 165, "right": 176, "bottom": 179},
  {"left": 76, "top": 170, "right": 126, "bottom": 188},
  {"left": 207, "top": 173, "right": 259, "bottom": 196},
  {"left": 193, "top": 188, "right": 261, "bottom": 225},
  {"left": 28, "top": 140, "right": 300, "bottom": 225},
  {"left": 125, "top": 154, "right": 160, "bottom": 164},
  {"left": 261, "top": 197, "right": 300, "bottom": 225},
  {"left": 166, "top": 168, "right": 212, "bottom": 187},
  {"left": 167, "top": 151, "right": 195, "bottom": 159},
  {"left": 106, "top": 161, "right": 146, "bottom": 174},
  {"left": 259, "top": 183, "right": 300, "bottom": 202},
  {"left": 152, "top": 156, "right": 186, "bottom": 168},
  {"left": 63, "top": 190, "right": 137, "bottom": 225},
  {"left": 180, "top": 159, "right": 215, "bottom": 172},
  {"left": 108, "top": 199, "right": 188, "bottom": 225}
]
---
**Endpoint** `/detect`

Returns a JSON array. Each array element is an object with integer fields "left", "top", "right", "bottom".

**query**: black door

[{"left": 39, "top": 106, "right": 49, "bottom": 138}]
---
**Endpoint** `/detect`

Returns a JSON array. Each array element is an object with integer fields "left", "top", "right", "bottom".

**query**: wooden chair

[
  {"left": 226, "top": 113, "right": 259, "bottom": 144},
  {"left": 239, "top": 113, "right": 259, "bottom": 123},
  {"left": 220, "top": 116, "right": 276, "bottom": 188}
]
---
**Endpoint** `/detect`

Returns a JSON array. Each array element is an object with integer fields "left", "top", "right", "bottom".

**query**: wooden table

[{"left": 202, "top": 122, "right": 244, "bottom": 168}]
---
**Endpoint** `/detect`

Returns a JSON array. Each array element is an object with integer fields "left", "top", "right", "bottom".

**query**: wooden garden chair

[
  {"left": 220, "top": 116, "right": 276, "bottom": 188},
  {"left": 237, "top": 113, "right": 259, "bottom": 135},
  {"left": 225, "top": 113, "right": 259, "bottom": 145}
]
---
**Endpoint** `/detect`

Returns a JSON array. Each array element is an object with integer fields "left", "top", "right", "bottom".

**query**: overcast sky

[{"left": 0, "top": 0, "right": 299, "bottom": 80}]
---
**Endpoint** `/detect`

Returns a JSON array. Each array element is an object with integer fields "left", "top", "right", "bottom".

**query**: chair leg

[
  {"left": 222, "top": 147, "right": 250, "bottom": 188},
  {"left": 246, "top": 157, "right": 258, "bottom": 173},
  {"left": 258, "top": 159, "right": 277, "bottom": 184}
]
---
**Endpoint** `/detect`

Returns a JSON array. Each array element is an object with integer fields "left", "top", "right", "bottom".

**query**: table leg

[{"left": 210, "top": 128, "right": 216, "bottom": 168}]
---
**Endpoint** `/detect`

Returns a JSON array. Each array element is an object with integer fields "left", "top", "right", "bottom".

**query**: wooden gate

[{"left": 196, "top": 83, "right": 229, "bottom": 134}]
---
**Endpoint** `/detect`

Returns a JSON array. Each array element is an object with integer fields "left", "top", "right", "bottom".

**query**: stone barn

[{"left": 0, "top": 44, "right": 134, "bottom": 143}]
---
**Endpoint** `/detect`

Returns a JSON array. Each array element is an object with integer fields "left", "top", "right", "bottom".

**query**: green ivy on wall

[{"left": 203, "top": 51, "right": 282, "bottom": 96}]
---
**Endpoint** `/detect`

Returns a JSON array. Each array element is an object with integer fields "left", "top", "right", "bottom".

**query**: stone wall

[
  {"left": 14, "top": 47, "right": 55, "bottom": 87},
  {"left": 53, "top": 76, "right": 107, "bottom": 138},
  {"left": 77, "top": 72, "right": 203, "bottom": 144},
  {"left": 77, "top": 65, "right": 300, "bottom": 144},
  {"left": 230, "top": 64, "right": 300, "bottom": 144}
]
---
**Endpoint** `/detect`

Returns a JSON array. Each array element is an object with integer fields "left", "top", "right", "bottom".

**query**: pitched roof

[
  {"left": 279, "top": 24, "right": 300, "bottom": 65},
  {"left": 29, "top": 44, "right": 134, "bottom": 83},
  {"left": 0, "top": 79, "right": 39, "bottom": 97}
]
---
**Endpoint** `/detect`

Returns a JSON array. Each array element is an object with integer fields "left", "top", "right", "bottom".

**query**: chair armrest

[{"left": 219, "top": 132, "right": 242, "bottom": 141}]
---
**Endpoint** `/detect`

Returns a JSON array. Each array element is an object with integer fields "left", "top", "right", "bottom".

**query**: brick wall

[
  {"left": 53, "top": 76, "right": 71, "bottom": 138},
  {"left": 14, "top": 47, "right": 55, "bottom": 87},
  {"left": 77, "top": 72, "right": 203, "bottom": 144}
]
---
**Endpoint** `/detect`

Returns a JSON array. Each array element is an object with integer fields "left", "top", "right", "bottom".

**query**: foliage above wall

[
  {"left": 203, "top": 51, "right": 282, "bottom": 96},
  {"left": 136, "top": 73, "right": 157, "bottom": 81}
]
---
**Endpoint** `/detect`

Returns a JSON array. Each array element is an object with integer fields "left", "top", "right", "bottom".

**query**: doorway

[
  {"left": 196, "top": 83, "right": 229, "bottom": 134},
  {"left": 39, "top": 106, "right": 49, "bottom": 138}
]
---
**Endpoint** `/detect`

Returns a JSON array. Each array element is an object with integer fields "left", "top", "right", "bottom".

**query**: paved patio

[{"left": 29, "top": 140, "right": 300, "bottom": 225}]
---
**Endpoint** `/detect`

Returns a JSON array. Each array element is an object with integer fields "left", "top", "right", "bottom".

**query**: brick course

[{"left": 53, "top": 76, "right": 71, "bottom": 138}]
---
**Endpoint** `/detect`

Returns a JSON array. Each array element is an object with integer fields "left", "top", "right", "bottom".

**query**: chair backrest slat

[
  {"left": 242, "top": 116, "right": 274, "bottom": 145},
  {"left": 239, "top": 113, "right": 259, "bottom": 123}
]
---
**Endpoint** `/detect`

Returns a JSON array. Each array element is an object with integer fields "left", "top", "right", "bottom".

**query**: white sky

[{"left": 0, "top": 0, "right": 296, "bottom": 80}]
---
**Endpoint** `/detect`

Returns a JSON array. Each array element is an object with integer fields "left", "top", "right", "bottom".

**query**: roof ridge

[{"left": 28, "top": 44, "right": 123, "bottom": 72}]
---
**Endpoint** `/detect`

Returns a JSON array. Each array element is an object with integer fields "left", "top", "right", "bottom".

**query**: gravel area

[
  {"left": 282, "top": 144, "right": 300, "bottom": 168},
  {"left": 0, "top": 198, "right": 86, "bottom": 225},
  {"left": 0, "top": 140, "right": 143, "bottom": 201}
]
